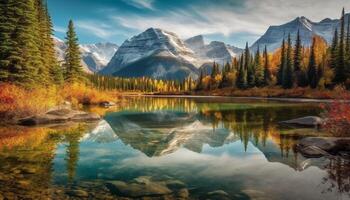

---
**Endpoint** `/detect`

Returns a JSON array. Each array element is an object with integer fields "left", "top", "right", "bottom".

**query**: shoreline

[{"left": 120, "top": 94, "right": 343, "bottom": 103}]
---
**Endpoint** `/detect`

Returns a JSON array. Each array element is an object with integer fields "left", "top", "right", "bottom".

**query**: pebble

[{"left": 66, "top": 189, "right": 89, "bottom": 198}]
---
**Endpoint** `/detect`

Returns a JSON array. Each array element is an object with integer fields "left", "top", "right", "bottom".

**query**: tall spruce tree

[
  {"left": 334, "top": 8, "right": 347, "bottom": 84},
  {"left": 308, "top": 37, "right": 318, "bottom": 89},
  {"left": 0, "top": 0, "right": 42, "bottom": 86},
  {"left": 254, "top": 46, "right": 264, "bottom": 87},
  {"left": 294, "top": 30, "right": 303, "bottom": 86},
  {"left": 330, "top": 28, "right": 339, "bottom": 69},
  {"left": 283, "top": 34, "right": 294, "bottom": 89},
  {"left": 64, "top": 20, "right": 84, "bottom": 83},
  {"left": 263, "top": 46, "right": 272, "bottom": 86},
  {"left": 236, "top": 53, "right": 247, "bottom": 89},
  {"left": 277, "top": 38, "right": 286, "bottom": 86}
]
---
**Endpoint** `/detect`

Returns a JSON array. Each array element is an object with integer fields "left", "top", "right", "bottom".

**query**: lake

[{"left": 0, "top": 97, "right": 349, "bottom": 200}]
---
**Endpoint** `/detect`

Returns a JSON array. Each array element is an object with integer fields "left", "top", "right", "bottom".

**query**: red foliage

[{"left": 322, "top": 93, "right": 350, "bottom": 136}]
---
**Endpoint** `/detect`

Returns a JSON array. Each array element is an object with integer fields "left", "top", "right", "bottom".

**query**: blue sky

[{"left": 48, "top": 0, "right": 350, "bottom": 48}]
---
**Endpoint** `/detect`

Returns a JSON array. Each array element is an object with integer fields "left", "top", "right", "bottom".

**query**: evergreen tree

[
  {"left": 283, "top": 34, "right": 294, "bottom": 89},
  {"left": 277, "top": 38, "right": 286, "bottom": 86},
  {"left": 334, "top": 8, "right": 347, "bottom": 84},
  {"left": 64, "top": 20, "right": 84, "bottom": 83},
  {"left": 245, "top": 43, "right": 255, "bottom": 87},
  {"left": 0, "top": 0, "right": 42, "bottom": 86},
  {"left": 294, "top": 30, "right": 303, "bottom": 86},
  {"left": 263, "top": 46, "right": 272, "bottom": 86},
  {"left": 254, "top": 46, "right": 264, "bottom": 87},
  {"left": 330, "top": 28, "right": 339, "bottom": 69},
  {"left": 196, "top": 69, "right": 204, "bottom": 90},
  {"left": 219, "top": 62, "right": 231, "bottom": 88},
  {"left": 236, "top": 54, "right": 247, "bottom": 89},
  {"left": 308, "top": 37, "right": 318, "bottom": 89}
]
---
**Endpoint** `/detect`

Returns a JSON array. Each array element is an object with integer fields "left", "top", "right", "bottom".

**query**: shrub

[
  {"left": 0, "top": 83, "right": 61, "bottom": 121},
  {"left": 322, "top": 93, "right": 350, "bottom": 136}
]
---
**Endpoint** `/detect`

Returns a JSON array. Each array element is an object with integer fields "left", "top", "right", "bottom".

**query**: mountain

[
  {"left": 101, "top": 28, "right": 201, "bottom": 80},
  {"left": 251, "top": 15, "right": 348, "bottom": 52},
  {"left": 53, "top": 37, "right": 118, "bottom": 73},
  {"left": 80, "top": 43, "right": 119, "bottom": 72},
  {"left": 185, "top": 35, "right": 243, "bottom": 65}
]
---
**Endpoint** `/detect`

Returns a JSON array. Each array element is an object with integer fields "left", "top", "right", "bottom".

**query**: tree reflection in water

[{"left": 0, "top": 97, "right": 349, "bottom": 199}]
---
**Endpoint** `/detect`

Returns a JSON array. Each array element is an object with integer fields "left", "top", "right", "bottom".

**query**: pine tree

[
  {"left": 263, "top": 46, "right": 272, "bottom": 86},
  {"left": 196, "top": 69, "right": 204, "bottom": 90},
  {"left": 346, "top": 15, "right": 350, "bottom": 79},
  {"left": 294, "top": 30, "right": 303, "bottom": 86},
  {"left": 219, "top": 62, "right": 231, "bottom": 88},
  {"left": 236, "top": 54, "right": 247, "bottom": 89},
  {"left": 334, "top": 8, "right": 347, "bottom": 84},
  {"left": 308, "top": 37, "right": 318, "bottom": 89},
  {"left": 64, "top": 20, "right": 84, "bottom": 83},
  {"left": 254, "top": 46, "right": 264, "bottom": 87},
  {"left": 330, "top": 28, "right": 339, "bottom": 69},
  {"left": 0, "top": 0, "right": 42, "bottom": 86},
  {"left": 277, "top": 38, "right": 286, "bottom": 86},
  {"left": 283, "top": 34, "right": 294, "bottom": 89}
]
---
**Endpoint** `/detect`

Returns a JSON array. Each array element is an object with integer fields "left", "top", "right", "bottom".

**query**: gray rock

[
  {"left": 280, "top": 116, "right": 324, "bottom": 127},
  {"left": 106, "top": 179, "right": 172, "bottom": 198},
  {"left": 165, "top": 180, "right": 187, "bottom": 190},
  {"left": 206, "top": 190, "right": 230, "bottom": 200},
  {"left": 176, "top": 188, "right": 189, "bottom": 198},
  {"left": 66, "top": 189, "right": 89, "bottom": 197},
  {"left": 18, "top": 107, "right": 100, "bottom": 126},
  {"left": 297, "top": 137, "right": 350, "bottom": 157}
]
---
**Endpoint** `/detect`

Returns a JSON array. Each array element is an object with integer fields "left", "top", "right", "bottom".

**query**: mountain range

[
  {"left": 54, "top": 37, "right": 118, "bottom": 73},
  {"left": 54, "top": 13, "right": 348, "bottom": 79}
]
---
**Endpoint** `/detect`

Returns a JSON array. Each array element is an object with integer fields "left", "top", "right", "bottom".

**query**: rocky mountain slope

[
  {"left": 251, "top": 14, "right": 349, "bottom": 52},
  {"left": 101, "top": 28, "right": 201, "bottom": 80},
  {"left": 53, "top": 37, "right": 118, "bottom": 73},
  {"left": 185, "top": 35, "right": 242, "bottom": 65}
]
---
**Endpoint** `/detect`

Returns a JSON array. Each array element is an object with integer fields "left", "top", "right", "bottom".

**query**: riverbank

[{"left": 150, "top": 87, "right": 350, "bottom": 100}]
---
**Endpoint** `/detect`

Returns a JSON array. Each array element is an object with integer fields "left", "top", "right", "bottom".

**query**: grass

[{"left": 0, "top": 83, "right": 119, "bottom": 122}]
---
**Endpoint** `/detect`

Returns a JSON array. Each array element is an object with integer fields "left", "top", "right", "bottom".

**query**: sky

[{"left": 48, "top": 0, "right": 350, "bottom": 48}]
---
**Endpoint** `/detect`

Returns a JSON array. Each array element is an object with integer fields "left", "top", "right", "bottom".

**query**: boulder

[
  {"left": 296, "top": 137, "right": 350, "bottom": 158},
  {"left": 206, "top": 190, "right": 230, "bottom": 200},
  {"left": 106, "top": 180, "right": 172, "bottom": 198},
  {"left": 66, "top": 190, "right": 89, "bottom": 197},
  {"left": 18, "top": 107, "right": 100, "bottom": 126},
  {"left": 280, "top": 116, "right": 324, "bottom": 127},
  {"left": 99, "top": 101, "right": 116, "bottom": 107}
]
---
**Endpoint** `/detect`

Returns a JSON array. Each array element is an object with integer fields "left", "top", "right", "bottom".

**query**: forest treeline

[
  {"left": 0, "top": 0, "right": 86, "bottom": 87},
  {"left": 0, "top": 1, "right": 350, "bottom": 94}
]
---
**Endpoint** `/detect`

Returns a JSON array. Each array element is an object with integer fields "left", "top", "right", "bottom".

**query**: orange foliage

[
  {"left": 0, "top": 83, "right": 62, "bottom": 121},
  {"left": 60, "top": 83, "right": 117, "bottom": 107}
]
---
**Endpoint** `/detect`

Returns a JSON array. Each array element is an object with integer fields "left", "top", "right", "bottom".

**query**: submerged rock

[
  {"left": 280, "top": 116, "right": 324, "bottom": 127},
  {"left": 206, "top": 190, "right": 230, "bottom": 200},
  {"left": 106, "top": 179, "right": 172, "bottom": 198},
  {"left": 18, "top": 107, "right": 100, "bottom": 126},
  {"left": 66, "top": 189, "right": 89, "bottom": 197},
  {"left": 296, "top": 137, "right": 350, "bottom": 158}
]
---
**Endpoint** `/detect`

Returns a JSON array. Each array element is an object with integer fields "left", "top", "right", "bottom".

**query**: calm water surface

[{"left": 0, "top": 97, "right": 349, "bottom": 200}]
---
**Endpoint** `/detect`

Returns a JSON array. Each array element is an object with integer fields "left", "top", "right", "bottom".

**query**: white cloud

[
  {"left": 75, "top": 20, "right": 122, "bottom": 39},
  {"left": 112, "top": 0, "right": 350, "bottom": 42},
  {"left": 122, "top": 0, "right": 155, "bottom": 10},
  {"left": 54, "top": 26, "right": 66, "bottom": 33}
]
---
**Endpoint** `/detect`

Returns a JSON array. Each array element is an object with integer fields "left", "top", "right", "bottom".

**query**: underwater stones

[
  {"left": 297, "top": 137, "right": 350, "bottom": 158},
  {"left": 206, "top": 190, "right": 230, "bottom": 200},
  {"left": 106, "top": 177, "right": 189, "bottom": 198},
  {"left": 242, "top": 189, "right": 270, "bottom": 200},
  {"left": 106, "top": 180, "right": 172, "bottom": 198},
  {"left": 175, "top": 188, "right": 189, "bottom": 198},
  {"left": 280, "top": 116, "right": 324, "bottom": 127},
  {"left": 66, "top": 189, "right": 89, "bottom": 198}
]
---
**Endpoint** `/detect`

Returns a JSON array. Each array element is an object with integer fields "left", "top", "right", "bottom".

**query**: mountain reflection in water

[{"left": 0, "top": 97, "right": 349, "bottom": 200}]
